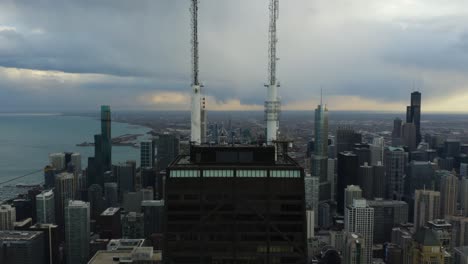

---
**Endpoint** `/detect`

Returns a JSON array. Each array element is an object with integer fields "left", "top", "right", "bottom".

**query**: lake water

[{"left": 0, "top": 114, "right": 150, "bottom": 186}]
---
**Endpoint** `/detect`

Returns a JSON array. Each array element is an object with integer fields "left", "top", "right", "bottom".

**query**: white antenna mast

[
  {"left": 265, "top": 0, "right": 280, "bottom": 145},
  {"left": 190, "top": 0, "right": 202, "bottom": 144}
]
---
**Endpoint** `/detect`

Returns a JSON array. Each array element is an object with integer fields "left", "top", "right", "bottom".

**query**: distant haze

[{"left": 1, "top": 0, "right": 468, "bottom": 112}]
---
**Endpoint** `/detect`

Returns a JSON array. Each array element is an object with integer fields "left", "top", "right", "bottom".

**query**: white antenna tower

[
  {"left": 265, "top": 0, "right": 280, "bottom": 145},
  {"left": 190, "top": 0, "right": 202, "bottom": 144}
]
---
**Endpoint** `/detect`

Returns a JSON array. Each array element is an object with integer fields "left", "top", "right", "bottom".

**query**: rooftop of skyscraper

[{"left": 0, "top": 230, "right": 43, "bottom": 241}]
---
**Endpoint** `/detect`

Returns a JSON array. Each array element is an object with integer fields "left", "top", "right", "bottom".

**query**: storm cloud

[{"left": 0, "top": 0, "right": 467, "bottom": 112}]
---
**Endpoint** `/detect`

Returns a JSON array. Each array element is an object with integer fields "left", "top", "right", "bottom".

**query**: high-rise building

[
  {"left": 141, "top": 200, "right": 164, "bottom": 237},
  {"left": 101, "top": 105, "right": 112, "bottom": 172},
  {"left": 392, "top": 118, "right": 403, "bottom": 146},
  {"left": 311, "top": 103, "right": 329, "bottom": 203},
  {"left": 385, "top": 147, "right": 408, "bottom": 200},
  {"left": 448, "top": 216, "right": 468, "bottom": 248},
  {"left": 0, "top": 204, "right": 16, "bottom": 230},
  {"left": 343, "top": 232, "right": 366, "bottom": 264},
  {"left": 99, "top": 207, "right": 122, "bottom": 239},
  {"left": 373, "top": 162, "right": 385, "bottom": 198},
  {"left": 121, "top": 212, "right": 144, "bottom": 239},
  {"left": 411, "top": 227, "right": 444, "bottom": 264},
  {"left": 405, "top": 161, "right": 436, "bottom": 200},
  {"left": 444, "top": 139, "right": 461, "bottom": 158},
  {"left": 327, "top": 158, "right": 337, "bottom": 202},
  {"left": 0, "top": 230, "right": 45, "bottom": 264},
  {"left": 440, "top": 172, "right": 458, "bottom": 218},
  {"left": 336, "top": 127, "right": 362, "bottom": 154},
  {"left": 305, "top": 176, "right": 319, "bottom": 227},
  {"left": 49, "top": 153, "right": 66, "bottom": 171},
  {"left": 164, "top": 145, "right": 307, "bottom": 263},
  {"left": 54, "top": 172, "right": 75, "bottom": 228},
  {"left": 427, "top": 219, "right": 452, "bottom": 249},
  {"left": 88, "top": 184, "right": 104, "bottom": 220},
  {"left": 344, "top": 185, "right": 362, "bottom": 211},
  {"left": 406, "top": 91, "right": 422, "bottom": 144},
  {"left": 43, "top": 166, "right": 56, "bottom": 189},
  {"left": 65, "top": 200, "right": 90, "bottom": 264},
  {"left": 368, "top": 199, "right": 408, "bottom": 244},
  {"left": 337, "top": 152, "right": 359, "bottom": 213},
  {"left": 345, "top": 199, "right": 374, "bottom": 264},
  {"left": 29, "top": 223, "right": 60, "bottom": 264},
  {"left": 358, "top": 163, "right": 374, "bottom": 199},
  {"left": 104, "top": 182, "right": 118, "bottom": 208},
  {"left": 414, "top": 189, "right": 441, "bottom": 230},
  {"left": 140, "top": 140, "right": 155, "bottom": 168},
  {"left": 36, "top": 190, "right": 55, "bottom": 224},
  {"left": 71, "top": 152, "right": 82, "bottom": 173},
  {"left": 461, "top": 164, "right": 468, "bottom": 177},
  {"left": 113, "top": 161, "right": 136, "bottom": 198},
  {"left": 370, "top": 136, "right": 384, "bottom": 166},
  {"left": 402, "top": 123, "right": 417, "bottom": 151},
  {"left": 155, "top": 133, "right": 180, "bottom": 171}
]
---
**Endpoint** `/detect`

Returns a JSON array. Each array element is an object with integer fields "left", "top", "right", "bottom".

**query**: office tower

[
  {"left": 70, "top": 152, "right": 82, "bottom": 173},
  {"left": 405, "top": 161, "right": 436, "bottom": 199},
  {"left": 29, "top": 223, "right": 60, "bottom": 264},
  {"left": 0, "top": 204, "right": 16, "bottom": 230},
  {"left": 402, "top": 123, "right": 417, "bottom": 151},
  {"left": 49, "top": 153, "right": 65, "bottom": 171},
  {"left": 392, "top": 118, "right": 403, "bottom": 146},
  {"left": 113, "top": 161, "right": 136, "bottom": 198},
  {"left": 318, "top": 202, "right": 331, "bottom": 228},
  {"left": 336, "top": 127, "right": 362, "bottom": 154},
  {"left": 343, "top": 232, "right": 366, "bottom": 264},
  {"left": 164, "top": 145, "right": 307, "bottom": 263},
  {"left": 370, "top": 136, "right": 384, "bottom": 166},
  {"left": 122, "top": 212, "right": 144, "bottom": 239},
  {"left": 345, "top": 199, "right": 374, "bottom": 264},
  {"left": 12, "top": 199, "right": 32, "bottom": 221},
  {"left": 327, "top": 158, "right": 337, "bottom": 202},
  {"left": 65, "top": 200, "right": 90, "bottom": 264},
  {"left": 411, "top": 228, "right": 444, "bottom": 264},
  {"left": 99, "top": 207, "right": 122, "bottom": 239},
  {"left": 354, "top": 144, "right": 371, "bottom": 166},
  {"left": 414, "top": 189, "right": 441, "bottom": 230},
  {"left": 141, "top": 167, "right": 156, "bottom": 189},
  {"left": 305, "top": 176, "right": 319, "bottom": 227},
  {"left": 155, "top": 133, "right": 180, "bottom": 171},
  {"left": 406, "top": 91, "right": 422, "bottom": 144},
  {"left": 88, "top": 184, "right": 104, "bottom": 220},
  {"left": 43, "top": 165, "right": 56, "bottom": 189},
  {"left": 93, "top": 134, "right": 104, "bottom": 186},
  {"left": 358, "top": 163, "right": 373, "bottom": 199},
  {"left": 438, "top": 157, "right": 455, "bottom": 171},
  {"left": 140, "top": 140, "right": 155, "bottom": 168},
  {"left": 87, "top": 157, "right": 97, "bottom": 186},
  {"left": 445, "top": 139, "right": 461, "bottom": 158},
  {"left": 460, "top": 178, "right": 468, "bottom": 216},
  {"left": 142, "top": 200, "right": 164, "bottom": 237},
  {"left": 449, "top": 216, "right": 468, "bottom": 248},
  {"left": 122, "top": 192, "right": 143, "bottom": 213},
  {"left": 440, "top": 172, "right": 458, "bottom": 218},
  {"left": 373, "top": 162, "right": 385, "bottom": 198},
  {"left": 368, "top": 199, "right": 409, "bottom": 244},
  {"left": 454, "top": 246, "right": 468, "bottom": 264},
  {"left": 101, "top": 105, "right": 112, "bottom": 172},
  {"left": 54, "top": 172, "right": 75, "bottom": 228},
  {"left": 36, "top": 190, "right": 55, "bottom": 224},
  {"left": 344, "top": 185, "right": 362, "bottom": 210},
  {"left": 385, "top": 147, "right": 408, "bottom": 200},
  {"left": 337, "top": 152, "right": 359, "bottom": 213},
  {"left": 104, "top": 182, "right": 118, "bottom": 208},
  {"left": 0, "top": 231, "right": 45, "bottom": 264}
]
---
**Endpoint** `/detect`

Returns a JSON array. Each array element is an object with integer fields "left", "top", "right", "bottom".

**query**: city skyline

[{"left": 0, "top": 1, "right": 468, "bottom": 112}]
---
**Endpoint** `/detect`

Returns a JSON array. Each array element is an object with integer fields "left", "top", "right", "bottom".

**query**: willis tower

[{"left": 406, "top": 91, "right": 421, "bottom": 144}]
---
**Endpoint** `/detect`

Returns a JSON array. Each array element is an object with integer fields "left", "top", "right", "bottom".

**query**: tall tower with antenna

[
  {"left": 190, "top": 0, "right": 202, "bottom": 144},
  {"left": 265, "top": 0, "right": 280, "bottom": 145}
]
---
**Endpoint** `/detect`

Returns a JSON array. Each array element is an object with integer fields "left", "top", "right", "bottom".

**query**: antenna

[
  {"left": 190, "top": 0, "right": 201, "bottom": 144},
  {"left": 265, "top": 0, "right": 280, "bottom": 145}
]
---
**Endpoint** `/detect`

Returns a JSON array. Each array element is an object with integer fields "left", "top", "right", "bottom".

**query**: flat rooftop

[
  {"left": 0, "top": 231, "right": 43, "bottom": 241},
  {"left": 101, "top": 207, "right": 120, "bottom": 216},
  {"left": 107, "top": 239, "right": 145, "bottom": 251},
  {"left": 89, "top": 250, "right": 162, "bottom": 263}
]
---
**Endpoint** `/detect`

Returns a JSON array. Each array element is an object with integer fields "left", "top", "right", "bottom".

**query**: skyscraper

[
  {"left": 336, "top": 127, "right": 362, "bottom": 154},
  {"left": 358, "top": 163, "right": 374, "bottom": 199},
  {"left": 65, "top": 200, "right": 90, "bottom": 264},
  {"left": 385, "top": 147, "right": 408, "bottom": 200},
  {"left": 88, "top": 184, "right": 104, "bottom": 220},
  {"left": 0, "top": 231, "right": 45, "bottom": 264},
  {"left": 140, "top": 140, "right": 155, "bottom": 168},
  {"left": 54, "top": 172, "right": 75, "bottom": 228},
  {"left": 373, "top": 162, "right": 386, "bottom": 198},
  {"left": 343, "top": 232, "right": 366, "bottom": 264},
  {"left": 104, "top": 182, "right": 118, "bottom": 208},
  {"left": 344, "top": 185, "right": 362, "bottom": 210},
  {"left": 337, "top": 152, "right": 359, "bottom": 213},
  {"left": 345, "top": 199, "right": 374, "bottom": 264},
  {"left": 391, "top": 118, "right": 403, "bottom": 146},
  {"left": 368, "top": 199, "right": 408, "bottom": 244},
  {"left": 406, "top": 91, "right": 421, "bottom": 144},
  {"left": 414, "top": 189, "right": 441, "bottom": 230},
  {"left": 113, "top": 161, "right": 136, "bottom": 198},
  {"left": 141, "top": 200, "right": 164, "bottom": 237},
  {"left": 155, "top": 133, "right": 180, "bottom": 171},
  {"left": 440, "top": 172, "right": 458, "bottom": 218},
  {"left": 402, "top": 122, "right": 417, "bottom": 151},
  {"left": 164, "top": 145, "right": 307, "bottom": 263},
  {"left": 312, "top": 102, "right": 330, "bottom": 203},
  {"left": 122, "top": 212, "right": 144, "bottom": 239},
  {"left": 370, "top": 136, "right": 384, "bottom": 166},
  {"left": 36, "top": 189, "right": 55, "bottom": 224},
  {"left": 0, "top": 204, "right": 16, "bottom": 230},
  {"left": 101, "top": 105, "right": 112, "bottom": 172},
  {"left": 49, "top": 153, "right": 66, "bottom": 171}
]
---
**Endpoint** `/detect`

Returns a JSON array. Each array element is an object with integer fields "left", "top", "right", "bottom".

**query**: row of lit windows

[{"left": 170, "top": 169, "right": 301, "bottom": 178}]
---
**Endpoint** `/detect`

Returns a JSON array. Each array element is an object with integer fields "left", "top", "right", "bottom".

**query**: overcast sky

[{"left": 1, "top": 0, "right": 468, "bottom": 112}]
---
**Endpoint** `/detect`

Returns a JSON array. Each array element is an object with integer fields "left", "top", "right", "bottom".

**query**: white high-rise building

[
  {"left": 65, "top": 200, "right": 90, "bottom": 264},
  {"left": 49, "top": 152, "right": 66, "bottom": 171},
  {"left": 71, "top": 152, "right": 82, "bottom": 173},
  {"left": 440, "top": 173, "right": 458, "bottom": 218},
  {"left": 36, "top": 190, "right": 55, "bottom": 224},
  {"left": 0, "top": 204, "right": 16, "bottom": 230},
  {"left": 345, "top": 199, "right": 374, "bottom": 264},
  {"left": 370, "top": 136, "right": 384, "bottom": 166}
]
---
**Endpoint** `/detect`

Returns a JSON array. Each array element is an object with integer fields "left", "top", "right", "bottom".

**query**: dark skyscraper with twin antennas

[{"left": 406, "top": 91, "right": 421, "bottom": 144}]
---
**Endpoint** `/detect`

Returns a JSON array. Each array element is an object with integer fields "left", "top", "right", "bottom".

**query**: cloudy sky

[{"left": 1, "top": 0, "right": 468, "bottom": 112}]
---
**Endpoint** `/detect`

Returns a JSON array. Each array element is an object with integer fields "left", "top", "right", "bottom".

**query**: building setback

[{"left": 164, "top": 145, "right": 307, "bottom": 264}]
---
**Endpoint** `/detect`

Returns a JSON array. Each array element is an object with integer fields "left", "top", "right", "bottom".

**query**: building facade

[{"left": 65, "top": 200, "right": 90, "bottom": 264}]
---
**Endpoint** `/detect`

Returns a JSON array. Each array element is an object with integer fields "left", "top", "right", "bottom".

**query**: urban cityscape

[{"left": 1, "top": 1, "right": 468, "bottom": 264}]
